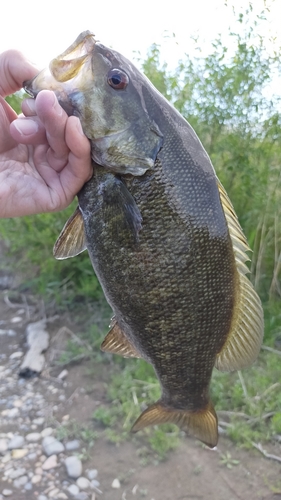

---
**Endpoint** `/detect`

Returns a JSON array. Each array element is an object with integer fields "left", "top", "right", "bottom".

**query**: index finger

[{"left": 35, "top": 90, "right": 70, "bottom": 166}]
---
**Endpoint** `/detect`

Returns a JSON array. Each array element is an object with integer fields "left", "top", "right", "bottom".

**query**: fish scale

[{"left": 24, "top": 31, "right": 263, "bottom": 448}]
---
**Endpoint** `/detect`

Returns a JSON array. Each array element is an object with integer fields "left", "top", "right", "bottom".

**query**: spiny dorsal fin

[
  {"left": 216, "top": 181, "right": 264, "bottom": 372},
  {"left": 131, "top": 400, "right": 218, "bottom": 448},
  {"left": 101, "top": 318, "right": 142, "bottom": 358},
  {"left": 53, "top": 207, "right": 87, "bottom": 260}
]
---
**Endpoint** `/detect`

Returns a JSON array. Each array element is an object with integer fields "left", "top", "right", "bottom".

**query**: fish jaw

[{"left": 23, "top": 31, "right": 163, "bottom": 177}]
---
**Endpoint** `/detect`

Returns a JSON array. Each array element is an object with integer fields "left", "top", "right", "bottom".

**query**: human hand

[{"left": 0, "top": 50, "right": 92, "bottom": 218}]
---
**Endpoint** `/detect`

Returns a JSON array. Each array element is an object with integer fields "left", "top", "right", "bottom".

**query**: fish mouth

[{"left": 23, "top": 31, "right": 96, "bottom": 100}]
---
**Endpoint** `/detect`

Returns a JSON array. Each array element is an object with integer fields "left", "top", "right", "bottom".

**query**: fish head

[{"left": 24, "top": 31, "right": 163, "bottom": 176}]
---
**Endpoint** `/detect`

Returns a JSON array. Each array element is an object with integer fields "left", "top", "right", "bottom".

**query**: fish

[{"left": 24, "top": 31, "right": 263, "bottom": 448}]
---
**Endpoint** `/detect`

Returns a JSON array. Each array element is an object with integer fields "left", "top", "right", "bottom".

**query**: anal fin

[
  {"left": 131, "top": 400, "right": 218, "bottom": 448},
  {"left": 101, "top": 319, "right": 142, "bottom": 359},
  {"left": 53, "top": 206, "right": 86, "bottom": 260}
]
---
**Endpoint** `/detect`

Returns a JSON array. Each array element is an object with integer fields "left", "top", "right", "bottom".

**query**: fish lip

[
  {"left": 23, "top": 79, "right": 38, "bottom": 98},
  {"left": 55, "top": 30, "right": 95, "bottom": 62}
]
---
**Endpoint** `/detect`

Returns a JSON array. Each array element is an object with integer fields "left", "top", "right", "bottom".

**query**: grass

[{"left": 0, "top": 205, "right": 103, "bottom": 307}]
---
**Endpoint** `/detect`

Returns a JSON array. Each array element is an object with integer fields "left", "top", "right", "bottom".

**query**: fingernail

[
  {"left": 24, "top": 98, "right": 36, "bottom": 114},
  {"left": 75, "top": 118, "right": 85, "bottom": 136},
  {"left": 52, "top": 93, "right": 63, "bottom": 116},
  {"left": 13, "top": 118, "right": 39, "bottom": 136}
]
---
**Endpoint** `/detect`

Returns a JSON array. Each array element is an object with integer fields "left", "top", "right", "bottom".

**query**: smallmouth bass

[{"left": 24, "top": 31, "right": 263, "bottom": 448}]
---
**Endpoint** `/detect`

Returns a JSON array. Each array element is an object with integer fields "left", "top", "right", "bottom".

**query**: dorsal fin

[
  {"left": 53, "top": 206, "right": 87, "bottom": 260},
  {"left": 216, "top": 181, "right": 264, "bottom": 372}
]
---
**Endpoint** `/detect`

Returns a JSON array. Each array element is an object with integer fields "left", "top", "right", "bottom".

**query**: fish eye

[{"left": 107, "top": 69, "right": 129, "bottom": 90}]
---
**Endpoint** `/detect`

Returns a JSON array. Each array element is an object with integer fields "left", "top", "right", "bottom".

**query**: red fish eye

[{"left": 107, "top": 69, "right": 129, "bottom": 90}]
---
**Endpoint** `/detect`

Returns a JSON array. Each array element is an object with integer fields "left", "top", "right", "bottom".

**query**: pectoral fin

[
  {"left": 216, "top": 180, "right": 264, "bottom": 371},
  {"left": 53, "top": 207, "right": 87, "bottom": 260},
  {"left": 131, "top": 400, "right": 218, "bottom": 448},
  {"left": 100, "top": 175, "right": 143, "bottom": 243},
  {"left": 101, "top": 319, "right": 141, "bottom": 358}
]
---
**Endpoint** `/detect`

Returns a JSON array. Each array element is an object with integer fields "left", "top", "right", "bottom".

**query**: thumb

[{"left": 0, "top": 50, "right": 39, "bottom": 97}]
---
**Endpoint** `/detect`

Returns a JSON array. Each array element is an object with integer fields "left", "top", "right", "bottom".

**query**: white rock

[
  {"left": 57, "top": 493, "right": 68, "bottom": 499},
  {"left": 65, "top": 456, "right": 83, "bottom": 479},
  {"left": 1, "top": 454, "right": 11, "bottom": 463},
  {"left": 11, "top": 317, "right": 22, "bottom": 323},
  {"left": 40, "top": 428, "right": 54, "bottom": 438},
  {"left": 0, "top": 439, "right": 8, "bottom": 454},
  {"left": 42, "top": 454, "right": 58, "bottom": 470},
  {"left": 57, "top": 369, "right": 68, "bottom": 380},
  {"left": 5, "top": 467, "right": 26, "bottom": 479},
  {"left": 0, "top": 329, "right": 16, "bottom": 336},
  {"left": 9, "top": 351, "right": 23, "bottom": 359},
  {"left": 12, "top": 400, "right": 23, "bottom": 408},
  {"left": 8, "top": 436, "right": 25, "bottom": 450},
  {"left": 6, "top": 408, "right": 19, "bottom": 418},
  {"left": 87, "top": 469, "right": 98, "bottom": 481},
  {"left": 75, "top": 493, "right": 89, "bottom": 500},
  {"left": 65, "top": 440, "right": 80, "bottom": 451},
  {"left": 2, "top": 490, "right": 13, "bottom": 497},
  {"left": 31, "top": 474, "right": 42, "bottom": 484},
  {"left": 25, "top": 433, "right": 41, "bottom": 442},
  {"left": 42, "top": 436, "right": 64, "bottom": 456},
  {"left": 48, "top": 488, "right": 60, "bottom": 498},
  {"left": 11, "top": 449, "right": 28, "bottom": 459},
  {"left": 14, "top": 475, "right": 28, "bottom": 488},
  {"left": 19, "top": 320, "right": 49, "bottom": 374},
  {"left": 33, "top": 417, "right": 45, "bottom": 426},
  {"left": 90, "top": 480, "right": 100, "bottom": 489},
  {"left": 76, "top": 477, "right": 90, "bottom": 490},
  {"left": 38, "top": 496, "right": 48, "bottom": 500},
  {"left": 111, "top": 478, "right": 121, "bottom": 489},
  {"left": 67, "top": 484, "right": 79, "bottom": 496}
]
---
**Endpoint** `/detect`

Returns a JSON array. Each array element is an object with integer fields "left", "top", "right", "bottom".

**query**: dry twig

[
  {"left": 261, "top": 345, "right": 281, "bottom": 357},
  {"left": 252, "top": 442, "right": 281, "bottom": 463}
]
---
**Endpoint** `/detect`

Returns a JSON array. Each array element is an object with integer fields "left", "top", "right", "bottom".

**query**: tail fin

[{"left": 131, "top": 400, "right": 218, "bottom": 448}]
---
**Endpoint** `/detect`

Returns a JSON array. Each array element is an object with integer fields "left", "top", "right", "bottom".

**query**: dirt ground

[{"left": 0, "top": 278, "right": 280, "bottom": 499}]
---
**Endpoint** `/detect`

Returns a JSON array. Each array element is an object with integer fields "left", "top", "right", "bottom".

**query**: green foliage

[
  {"left": 211, "top": 348, "right": 281, "bottom": 445},
  {"left": 55, "top": 418, "right": 97, "bottom": 449},
  {"left": 0, "top": 204, "right": 102, "bottom": 305},
  {"left": 5, "top": 92, "right": 23, "bottom": 114},
  {"left": 92, "top": 357, "right": 180, "bottom": 460},
  {"left": 219, "top": 452, "right": 240, "bottom": 469}
]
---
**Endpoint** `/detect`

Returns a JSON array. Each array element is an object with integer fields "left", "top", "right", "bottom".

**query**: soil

[{"left": 0, "top": 277, "right": 280, "bottom": 499}]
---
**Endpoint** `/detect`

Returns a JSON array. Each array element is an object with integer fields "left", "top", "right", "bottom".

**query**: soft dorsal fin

[
  {"left": 101, "top": 318, "right": 142, "bottom": 358},
  {"left": 215, "top": 181, "right": 264, "bottom": 372},
  {"left": 53, "top": 206, "right": 87, "bottom": 260}
]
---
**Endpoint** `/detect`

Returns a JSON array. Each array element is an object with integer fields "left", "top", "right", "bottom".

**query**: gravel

[{"left": 0, "top": 312, "right": 106, "bottom": 500}]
